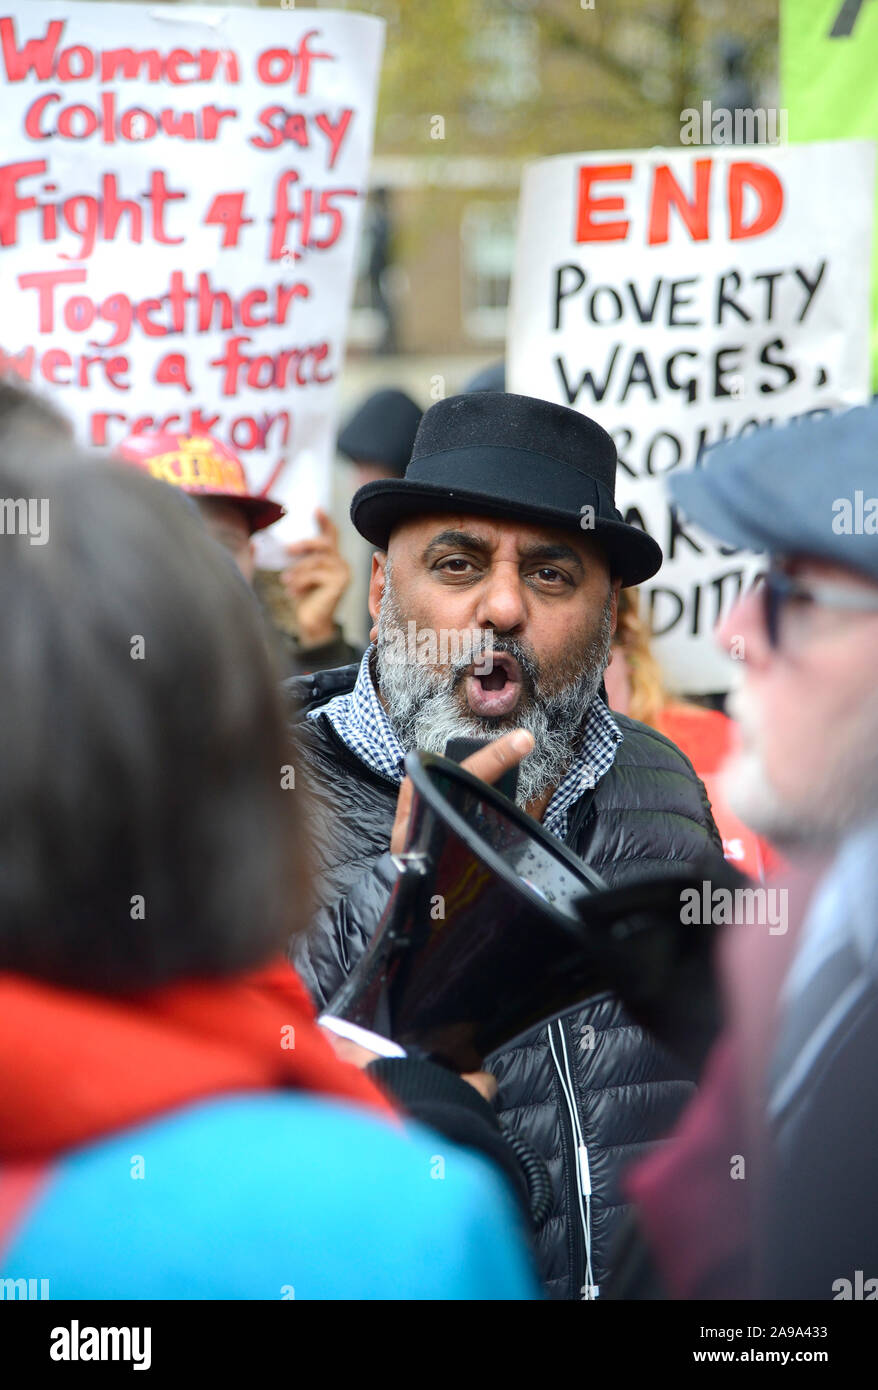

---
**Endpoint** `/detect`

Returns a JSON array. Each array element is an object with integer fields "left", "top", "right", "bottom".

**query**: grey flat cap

[{"left": 670, "top": 403, "right": 878, "bottom": 584}]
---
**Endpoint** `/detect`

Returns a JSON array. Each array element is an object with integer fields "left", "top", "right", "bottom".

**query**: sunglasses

[{"left": 755, "top": 567, "right": 878, "bottom": 650}]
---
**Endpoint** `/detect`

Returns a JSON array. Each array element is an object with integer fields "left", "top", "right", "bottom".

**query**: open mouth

[{"left": 463, "top": 651, "right": 524, "bottom": 718}]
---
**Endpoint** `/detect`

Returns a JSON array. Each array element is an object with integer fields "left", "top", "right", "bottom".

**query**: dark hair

[
  {"left": 0, "top": 376, "right": 73, "bottom": 449},
  {"left": 0, "top": 443, "right": 306, "bottom": 991}
]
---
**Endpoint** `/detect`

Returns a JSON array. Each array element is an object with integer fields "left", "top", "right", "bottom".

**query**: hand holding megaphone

[
  {"left": 327, "top": 744, "right": 735, "bottom": 1077},
  {"left": 389, "top": 728, "right": 534, "bottom": 854}
]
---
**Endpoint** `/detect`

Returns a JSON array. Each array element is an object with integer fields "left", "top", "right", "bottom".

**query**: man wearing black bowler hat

[{"left": 286, "top": 390, "right": 725, "bottom": 1300}]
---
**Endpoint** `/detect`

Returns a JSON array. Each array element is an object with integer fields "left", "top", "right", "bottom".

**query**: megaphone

[{"left": 326, "top": 749, "right": 725, "bottom": 1073}]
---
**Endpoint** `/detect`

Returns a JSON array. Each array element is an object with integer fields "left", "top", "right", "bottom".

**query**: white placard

[
  {"left": 0, "top": 1, "right": 384, "bottom": 554},
  {"left": 508, "top": 142, "right": 874, "bottom": 691}
]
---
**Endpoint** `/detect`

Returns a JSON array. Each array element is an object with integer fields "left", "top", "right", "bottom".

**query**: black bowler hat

[
  {"left": 337, "top": 388, "right": 423, "bottom": 477},
  {"left": 350, "top": 391, "right": 662, "bottom": 586}
]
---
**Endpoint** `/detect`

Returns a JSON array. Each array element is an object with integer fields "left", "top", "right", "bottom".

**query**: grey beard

[
  {"left": 722, "top": 686, "right": 878, "bottom": 854},
  {"left": 376, "top": 580, "right": 614, "bottom": 809}
]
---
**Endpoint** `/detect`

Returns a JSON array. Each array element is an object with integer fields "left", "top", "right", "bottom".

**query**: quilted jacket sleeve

[{"left": 291, "top": 851, "right": 399, "bottom": 1012}]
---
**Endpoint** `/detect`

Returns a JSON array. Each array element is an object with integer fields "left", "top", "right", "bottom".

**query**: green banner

[{"left": 782, "top": 0, "right": 878, "bottom": 388}]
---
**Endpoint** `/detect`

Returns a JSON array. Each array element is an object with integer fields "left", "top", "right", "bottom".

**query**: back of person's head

[
  {"left": 0, "top": 377, "right": 73, "bottom": 453},
  {"left": 0, "top": 438, "right": 304, "bottom": 992}
]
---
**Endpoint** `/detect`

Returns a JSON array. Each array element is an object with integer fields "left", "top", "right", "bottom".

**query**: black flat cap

[
  {"left": 351, "top": 391, "right": 662, "bottom": 586},
  {"left": 337, "top": 388, "right": 423, "bottom": 476}
]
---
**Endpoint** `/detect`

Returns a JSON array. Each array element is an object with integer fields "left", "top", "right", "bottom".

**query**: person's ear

[{"left": 368, "top": 551, "right": 387, "bottom": 641}]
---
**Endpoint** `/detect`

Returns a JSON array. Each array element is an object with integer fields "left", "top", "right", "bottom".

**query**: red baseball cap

[{"left": 116, "top": 430, "right": 285, "bottom": 535}]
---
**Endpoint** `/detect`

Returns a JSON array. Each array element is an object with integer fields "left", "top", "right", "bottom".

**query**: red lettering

[
  {"left": 135, "top": 297, "right": 168, "bottom": 337},
  {"left": 0, "top": 17, "right": 66, "bottom": 82},
  {"left": 41, "top": 348, "right": 72, "bottom": 385},
  {"left": 285, "top": 113, "right": 309, "bottom": 148},
  {"left": 269, "top": 170, "right": 303, "bottom": 260},
  {"left": 263, "top": 411, "right": 292, "bottom": 448},
  {"left": 311, "top": 188, "right": 356, "bottom": 249},
  {"left": 267, "top": 177, "right": 354, "bottom": 257},
  {"left": 647, "top": 159, "right": 712, "bottom": 245},
  {"left": 91, "top": 411, "right": 128, "bottom": 446},
  {"left": 198, "top": 274, "right": 235, "bottom": 332},
  {"left": 210, "top": 334, "right": 334, "bottom": 394},
  {"left": 211, "top": 335, "right": 256, "bottom": 395},
  {"left": 276, "top": 281, "right": 310, "bottom": 324},
  {"left": 61, "top": 192, "right": 99, "bottom": 260},
  {"left": 257, "top": 48, "right": 293, "bottom": 84},
  {"left": 166, "top": 271, "right": 192, "bottom": 331},
  {"left": 44, "top": 349, "right": 130, "bottom": 391},
  {"left": 230, "top": 416, "right": 260, "bottom": 450},
  {"left": 256, "top": 31, "right": 334, "bottom": 94},
  {"left": 0, "top": 23, "right": 239, "bottom": 89},
  {"left": 17, "top": 268, "right": 87, "bottom": 332},
  {"left": 99, "top": 48, "right": 162, "bottom": 82},
  {"left": 24, "top": 93, "right": 58, "bottom": 139},
  {"left": 197, "top": 49, "right": 240, "bottom": 84},
  {"left": 0, "top": 159, "right": 47, "bottom": 245},
  {"left": 314, "top": 109, "right": 353, "bottom": 169},
  {"left": 200, "top": 106, "right": 238, "bottom": 141},
  {"left": 155, "top": 352, "right": 192, "bottom": 392},
  {"left": 240, "top": 289, "right": 270, "bottom": 327},
  {"left": 0, "top": 344, "right": 35, "bottom": 379},
  {"left": 143, "top": 170, "right": 185, "bottom": 246},
  {"left": 250, "top": 105, "right": 286, "bottom": 151},
  {"left": 203, "top": 189, "right": 253, "bottom": 248},
  {"left": 165, "top": 47, "right": 198, "bottom": 84},
  {"left": 310, "top": 341, "right": 332, "bottom": 383},
  {"left": 189, "top": 409, "right": 221, "bottom": 435},
  {"left": 57, "top": 102, "right": 98, "bottom": 139},
  {"left": 104, "top": 355, "right": 130, "bottom": 390},
  {"left": 290, "top": 31, "right": 334, "bottom": 96},
  {"left": 729, "top": 161, "right": 784, "bottom": 240},
  {"left": 102, "top": 175, "right": 143, "bottom": 245},
  {"left": 101, "top": 91, "right": 116, "bottom": 145},
  {"left": 65, "top": 295, "right": 95, "bottom": 332},
  {"left": 575, "top": 163, "right": 632, "bottom": 243},
  {"left": 160, "top": 108, "right": 198, "bottom": 141},
  {"left": 120, "top": 107, "right": 158, "bottom": 141},
  {"left": 99, "top": 292, "right": 134, "bottom": 349},
  {"left": 57, "top": 44, "right": 94, "bottom": 81}
]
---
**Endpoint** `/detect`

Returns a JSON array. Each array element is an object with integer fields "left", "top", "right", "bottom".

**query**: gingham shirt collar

[
  {"left": 310, "top": 647, "right": 407, "bottom": 784},
  {"left": 309, "top": 645, "right": 622, "bottom": 836}
]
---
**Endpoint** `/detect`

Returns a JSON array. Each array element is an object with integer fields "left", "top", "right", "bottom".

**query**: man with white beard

[
  {"left": 376, "top": 552, "right": 615, "bottom": 816},
  {"left": 617, "top": 402, "right": 878, "bottom": 1300},
  {"left": 286, "top": 391, "right": 725, "bottom": 1299}
]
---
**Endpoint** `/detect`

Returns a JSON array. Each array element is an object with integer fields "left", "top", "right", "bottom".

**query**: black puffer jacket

[{"left": 286, "top": 664, "right": 725, "bottom": 1300}]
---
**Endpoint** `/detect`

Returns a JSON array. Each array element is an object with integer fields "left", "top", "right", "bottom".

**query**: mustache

[{"left": 449, "top": 634, "right": 540, "bottom": 697}]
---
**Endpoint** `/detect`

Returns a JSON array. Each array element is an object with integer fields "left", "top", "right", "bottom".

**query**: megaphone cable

[{"left": 549, "top": 1021, "right": 597, "bottom": 1300}]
